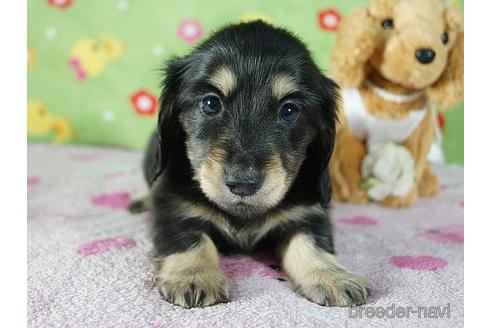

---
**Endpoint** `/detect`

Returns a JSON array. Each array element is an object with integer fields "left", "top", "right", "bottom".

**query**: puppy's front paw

[
  {"left": 296, "top": 269, "right": 370, "bottom": 307},
  {"left": 157, "top": 268, "right": 231, "bottom": 308}
]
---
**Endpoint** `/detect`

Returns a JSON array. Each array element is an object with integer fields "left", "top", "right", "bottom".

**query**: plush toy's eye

[
  {"left": 201, "top": 95, "right": 222, "bottom": 115},
  {"left": 441, "top": 32, "right": 449, "bottom": 45},
  {"left": 382, "top": 19, "right": 394, "bottom": 29},
  {"left": 278, "top": 102, "right": 300, "bottom": 124}
]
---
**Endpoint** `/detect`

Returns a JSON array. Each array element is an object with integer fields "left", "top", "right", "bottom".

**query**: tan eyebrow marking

[
  {"left": 208, "top": 66, "right": 236, "bottom": 96},
  {"left": 272, "top": 74, "right": 298, "bottom": 99}
]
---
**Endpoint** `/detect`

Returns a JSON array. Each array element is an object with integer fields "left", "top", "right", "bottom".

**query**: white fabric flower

[{"left": 362, "top": 143, "right": 416, "bottom": 201}]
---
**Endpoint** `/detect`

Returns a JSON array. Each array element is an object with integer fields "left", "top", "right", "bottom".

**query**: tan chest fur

[{"left": 179, "top": 202, "right": 323, "bottom": 251}]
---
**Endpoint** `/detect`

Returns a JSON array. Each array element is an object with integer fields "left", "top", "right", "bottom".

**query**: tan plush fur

[{"left": 329, "top": 0, "right": 464, "bottom": 207}]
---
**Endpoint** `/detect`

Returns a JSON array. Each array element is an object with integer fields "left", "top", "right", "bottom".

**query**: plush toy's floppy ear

[
  {"left": 149, "top": 58, "right": 189, "bottom": 183},
  {"left": 425, "top": 8, "right": 464, "bottom": 109},
  {"left": 330, "top": 8, "right": 381, "bottom": 88},
  {"left": 311, "top": 76, "right": 340, "bottom": 207}
]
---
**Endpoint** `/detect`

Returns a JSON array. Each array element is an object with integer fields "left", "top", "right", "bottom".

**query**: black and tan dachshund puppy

[{"left": 131, "top": 21, "right": 369, "bottom": 308}]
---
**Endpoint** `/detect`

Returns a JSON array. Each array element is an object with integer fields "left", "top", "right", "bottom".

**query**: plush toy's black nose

[
  {"left": 415, "top": 48, "right": 436, "bottom": 64},
  {"left": 224, "top": 169, "right": 264, "bottom": 197}
]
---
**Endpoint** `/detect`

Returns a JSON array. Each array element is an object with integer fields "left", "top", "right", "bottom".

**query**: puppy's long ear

[
  {"left": 151, "top": 58, "right": 189, "bottom": 182},
  {"left": 311, "top": 76, "right": 340, "bottom": 207},
  {"left": 330, "top": 7, "right": 381, "bottom": 88},
  {"left": 425, "top": 8, "right": 464, "bottom": 109}
]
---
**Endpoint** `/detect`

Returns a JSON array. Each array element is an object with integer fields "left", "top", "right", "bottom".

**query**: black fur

[{"left": 141, "top": 21, "right": 339, "bottom": 274}]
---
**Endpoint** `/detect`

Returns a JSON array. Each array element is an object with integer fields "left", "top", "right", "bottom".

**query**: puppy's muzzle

[{"left": 224, "top": 166, "right": 265, "bottom": 197}]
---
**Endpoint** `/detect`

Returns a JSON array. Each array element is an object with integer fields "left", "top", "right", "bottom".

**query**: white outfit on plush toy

[
  {"left": 342, "top": 83, "right": 443, "bottom": 200},
  {"left": 342, "top": 84, "right": 444, "bottom": 163}
]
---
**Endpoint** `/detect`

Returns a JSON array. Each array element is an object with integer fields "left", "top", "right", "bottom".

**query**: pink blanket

[{"left": 27, "top": 144, "right": 464, "bottom": 327}]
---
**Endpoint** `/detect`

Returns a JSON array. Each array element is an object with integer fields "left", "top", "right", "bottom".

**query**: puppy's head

[{"left": 157, "top": 21, "right": 338, "bottom": 217}]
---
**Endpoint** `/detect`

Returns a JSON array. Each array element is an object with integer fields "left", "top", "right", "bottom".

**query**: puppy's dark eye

[
  {"left": 201, "top": 95, "right": 222, "bottom": 115},
  {"left": 382, "top": 19, "right": 394, "bottom": 29},
  {"left": 278, "top": 103, "right": 299, "bottom": 124},
  {"left": 441, "top": 32, "right": 449, "bottom": 44}
]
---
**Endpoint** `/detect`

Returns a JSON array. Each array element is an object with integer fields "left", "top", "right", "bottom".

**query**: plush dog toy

[{"left": 329, "top": 0, "right": 463, "bottom": 207}]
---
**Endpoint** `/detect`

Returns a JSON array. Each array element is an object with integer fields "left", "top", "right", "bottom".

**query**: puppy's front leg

[
  {"left": 281, "top": 233, "right": 369, "bottom": 307},
  {"left": 153, "top": 233, "right": 231, "bottom": 308}
]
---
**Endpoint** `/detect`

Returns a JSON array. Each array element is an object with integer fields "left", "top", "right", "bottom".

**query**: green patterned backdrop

[{"left": 27, "top": 0, "right": 464, "bottom": 163}]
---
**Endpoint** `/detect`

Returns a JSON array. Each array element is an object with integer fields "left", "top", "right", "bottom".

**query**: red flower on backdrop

[
  {"left": 130, "top": 90, "right": 158, "bottom": 116},
  {"left": 438, "top": 113, "right": 446, "bottom": 131},
  {"left": 318, "top": 9, "right": 342, "bottom": 31},
  {"left": 47, "top": 0, "right": 73, "bottom": 9}
]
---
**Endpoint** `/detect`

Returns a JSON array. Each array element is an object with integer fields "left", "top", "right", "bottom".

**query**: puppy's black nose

[
  {"left": 415, "top": 48, "right": 436, "bottom": 64},
  {"left": 224, "top": 169, "right": 264, "bottom": 197}
]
